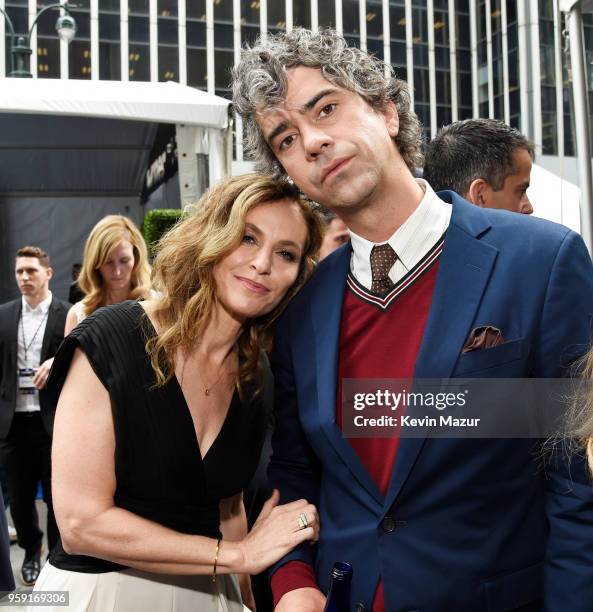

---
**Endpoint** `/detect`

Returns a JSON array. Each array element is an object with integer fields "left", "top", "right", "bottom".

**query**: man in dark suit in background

[{"left": 0, "top": 246, "right": 68, "bottom": 586}]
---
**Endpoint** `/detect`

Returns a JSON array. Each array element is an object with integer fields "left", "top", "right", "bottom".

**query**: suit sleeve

[
  {"left": 268, "top": 309, "right": 322, "bottom": 577},
  {"left": 534, "top": 230, "right": 593, "bottom": 610}
]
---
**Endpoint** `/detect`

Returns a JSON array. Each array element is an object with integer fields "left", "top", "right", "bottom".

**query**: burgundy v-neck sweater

[{"left": 272, "top": 242, "right": 442, "bottom": 610}]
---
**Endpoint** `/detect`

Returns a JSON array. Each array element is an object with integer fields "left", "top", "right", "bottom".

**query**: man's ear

[
  {"left": 466, "top": 179, "right": 490, "bottom": 207},
  {"left": 46, "top": 266, "right": 53, "bottom": 281},
  {"left": 382, "top": 100, "right": 399, "bottom": 138}
]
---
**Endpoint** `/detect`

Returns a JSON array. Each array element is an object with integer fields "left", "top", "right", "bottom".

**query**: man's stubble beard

[{"left": 317, "top": 169, "right": 380, "bottom": 218}]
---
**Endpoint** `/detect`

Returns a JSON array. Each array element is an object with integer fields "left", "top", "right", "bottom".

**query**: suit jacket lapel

[
  {"left": 41, "top": 297, "right": 60, "bottom": 361},
  {"left": 9, "top": 300, "right": 21, "bottom": 377},
  {"left": 310, "top": 246, "right": 384, "bottom": 505},
  {"left": 384, "top": 193, "right": 499, "bottom": 512}
]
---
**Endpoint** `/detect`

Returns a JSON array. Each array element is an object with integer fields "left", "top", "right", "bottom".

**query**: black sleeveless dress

[{"left": 46, "top": 300, "right": 268, "bottom": 573}]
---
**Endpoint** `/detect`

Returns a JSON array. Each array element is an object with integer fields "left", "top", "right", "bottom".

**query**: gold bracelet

[{"left": 212, "top": 537, "right": 221, "bottom": 583}]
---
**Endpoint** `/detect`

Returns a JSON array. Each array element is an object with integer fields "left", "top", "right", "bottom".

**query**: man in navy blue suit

[{"left": 233, "top": 28, "right": 593, "bottom": 611}]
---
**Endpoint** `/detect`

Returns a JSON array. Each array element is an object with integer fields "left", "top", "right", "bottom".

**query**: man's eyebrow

[
  {"left": 299, "top": 88, "right": 340, "bottom": 113},
  {"left": 266, "top": 120, "right": 290, "bottom": 146},
  {"left": 265, "top": 88, "right": 341, "bottom": 145}
]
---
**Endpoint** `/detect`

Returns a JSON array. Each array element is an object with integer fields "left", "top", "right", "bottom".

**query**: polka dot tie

[{"left": 370, "top": 243, "right": 398, "bottom": 296}]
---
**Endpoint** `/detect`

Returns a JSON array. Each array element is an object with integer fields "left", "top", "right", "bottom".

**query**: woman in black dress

[{"left": 33, "top": 174, "right": 323, "bottom": 611}]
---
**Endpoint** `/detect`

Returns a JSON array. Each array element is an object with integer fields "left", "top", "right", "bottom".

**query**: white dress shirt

[
  {"left": 348, "top": 179, "right": 452, "bottom": 290},
  {"left": 15, "top": 292, "right": 52, "bottom": 413}
]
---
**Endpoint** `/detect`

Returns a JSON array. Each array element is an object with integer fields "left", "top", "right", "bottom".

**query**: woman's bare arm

[
  {"left": 220, "top": 493, "right": 255, "bottom": 609},
  {"left": 52, "top": 348, "right": 318, "bottom": 576},
  {"left": 63, "top": 306, "right": 79, "bottom": 336}
]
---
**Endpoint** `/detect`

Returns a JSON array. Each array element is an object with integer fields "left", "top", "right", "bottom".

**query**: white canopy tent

[
  {"left": 0, "top": 78, "right": 232, "bottom": 206},
  {"left": 0, "top": 78, "right": 232, "bottom": 301}
]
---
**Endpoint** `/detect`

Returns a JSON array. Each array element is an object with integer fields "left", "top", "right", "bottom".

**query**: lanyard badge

[
  {"left": 18, "top": 368, "right": 36, "bottom": 395},
  {"left": 19, "top": 307, "right": 48, "bottom": 395}
]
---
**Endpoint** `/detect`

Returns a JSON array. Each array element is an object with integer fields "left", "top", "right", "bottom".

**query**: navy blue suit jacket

[{"left": 269, "top": 192, "right": 593, "bottom": 611}]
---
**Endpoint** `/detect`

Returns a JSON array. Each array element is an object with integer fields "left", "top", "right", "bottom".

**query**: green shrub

[{"left": 142, "top": 209, "right": 184, "bottom": 257}]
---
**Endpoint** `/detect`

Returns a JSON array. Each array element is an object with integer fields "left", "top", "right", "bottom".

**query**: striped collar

[
  {"left": 347, "top": 234, "right": 445, "bottom": 311},
  {"left": 348, "top": 179, "right": 452, "bottom": 290}
]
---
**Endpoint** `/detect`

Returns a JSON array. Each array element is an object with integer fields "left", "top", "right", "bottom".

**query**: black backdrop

[{"left": 0, "top": 113, "right": 158, "bottom": 303}]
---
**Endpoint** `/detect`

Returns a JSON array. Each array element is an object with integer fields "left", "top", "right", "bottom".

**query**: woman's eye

[
  {"left": 319, "top": 103, "right": 336, "bottom": 118},
  {"left": 278, "top": 250, "right": 296, "bottom": 262},
  {"left": 242, "top": 234, "right": 256, "bottom": 245}
]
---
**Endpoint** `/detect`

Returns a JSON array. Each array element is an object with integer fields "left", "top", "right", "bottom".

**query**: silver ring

[{"left": 297, "top": 512, "right": 309, "bottom": 530}]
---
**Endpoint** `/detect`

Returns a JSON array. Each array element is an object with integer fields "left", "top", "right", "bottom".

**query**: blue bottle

[{"left": 323, "top": 561, "right": 353, "bottom": 612}]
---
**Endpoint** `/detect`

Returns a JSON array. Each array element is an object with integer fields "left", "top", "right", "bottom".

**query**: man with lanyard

[{"left": 0, "top": 246, "right": 68, "bottom": 586}]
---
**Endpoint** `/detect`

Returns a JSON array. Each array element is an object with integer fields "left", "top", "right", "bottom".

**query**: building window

[
  {"left": 268, "top": 2, "right": 286, "bottom": 33},
  {"left": 101, "top": 0, "right": 120, "bottom": 11},
  {"left": 99, "top": 12, "right": 121, "bottom": 42},
  {"left": 129, "top": 44, "right": 150, "bottom": 80},
  {"left": 158, "top": 0, "right": 178, "bottom": 82},
  {"left": 318, "top": 2, "right": 336, "bottom": 29},
  {"left": 69, "top": 8, "right": 90, "bottom": 80},
  {"left": 242, "top": 0, "right": 260, "bottom": 26},
  {"left": 214, "top": 0, "right": 233, "bottom": 22},
  {"left": 129, "top": 0, "right": 150, "bottom": 14},
  {"left": 187, "top": 20, "right": 206, "bottom": 47},
  {"left": 158, "top": 0, "right": 178, "bottom": 18},
  {"left": 390, "top": 3, "right": 405, "bottom": 42},
  {"left": 214, "top": 23, "right": 233, "bottom": 48},
  {"left": 187, "top": 0, "right": 206, "bottom": 20},
  {"left": 130, "top": 16, "right": 150, "bottom": 43},
  {"left": 292, "top": 2, "right": 311, "bottom": 30},
  {"left": 70, "top": 41, "right": 92, "bottom": 79},
  {"left": 366, "top": 0, "right": 383, "bottom": 60},
  {"left": 100, "top": 42, "right": 121, "bottom": 80},
  {"left": 215, "top": 49, "right": 234, "bottom": 96},
  {"left": 158, "top": 46, "right": 177, "bottom": 82},
  {"left": 36, "top": 38, "right": 60, "bottom": 78},
  {"left": 241, "top": 0, "right": 260, "bottom": 47},
  {"left": 187, "top": 47, "right": 207, "bottom": 89}
]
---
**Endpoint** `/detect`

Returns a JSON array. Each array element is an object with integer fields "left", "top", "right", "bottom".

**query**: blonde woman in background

[
  {"left": 32, "top": 174, "right": 322, "bottom": 611},
  {"left": 35, "top": 217, "right": 151, "bottom": 398},
  {"left": 64, "top": 215, "right": 152, "bottom": 335}
]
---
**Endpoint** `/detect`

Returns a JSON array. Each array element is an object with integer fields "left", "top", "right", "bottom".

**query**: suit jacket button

[{"left": 381, "top": 515, "right": 396, "bottom": 533}]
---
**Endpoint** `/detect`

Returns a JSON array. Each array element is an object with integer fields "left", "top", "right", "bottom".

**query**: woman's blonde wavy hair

[
  {"left": 566, "top": 347, "right": 593, "bottom": 474},
  {"left": 146, "top": 173, "right": 323, "bottom": 391},
  {"left": 78, "top": 215, "right": 152, "bottom": 316}
]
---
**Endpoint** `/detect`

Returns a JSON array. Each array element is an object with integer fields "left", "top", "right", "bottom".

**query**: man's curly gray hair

[{"left": 232, "top": 27, "right": 424, "bottom": 178}]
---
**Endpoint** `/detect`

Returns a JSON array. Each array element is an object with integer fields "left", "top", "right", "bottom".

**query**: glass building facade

[{"left": 2, "top": 0, "right": 592, "bottom": 160}]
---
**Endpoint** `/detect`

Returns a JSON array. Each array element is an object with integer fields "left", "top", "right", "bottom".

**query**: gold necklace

[
  {"left": 202, "top": 368, "right": 227, "bottom": 396},
  {"left": 180, "top": 347, "right": 237, "bottom": 396}
]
